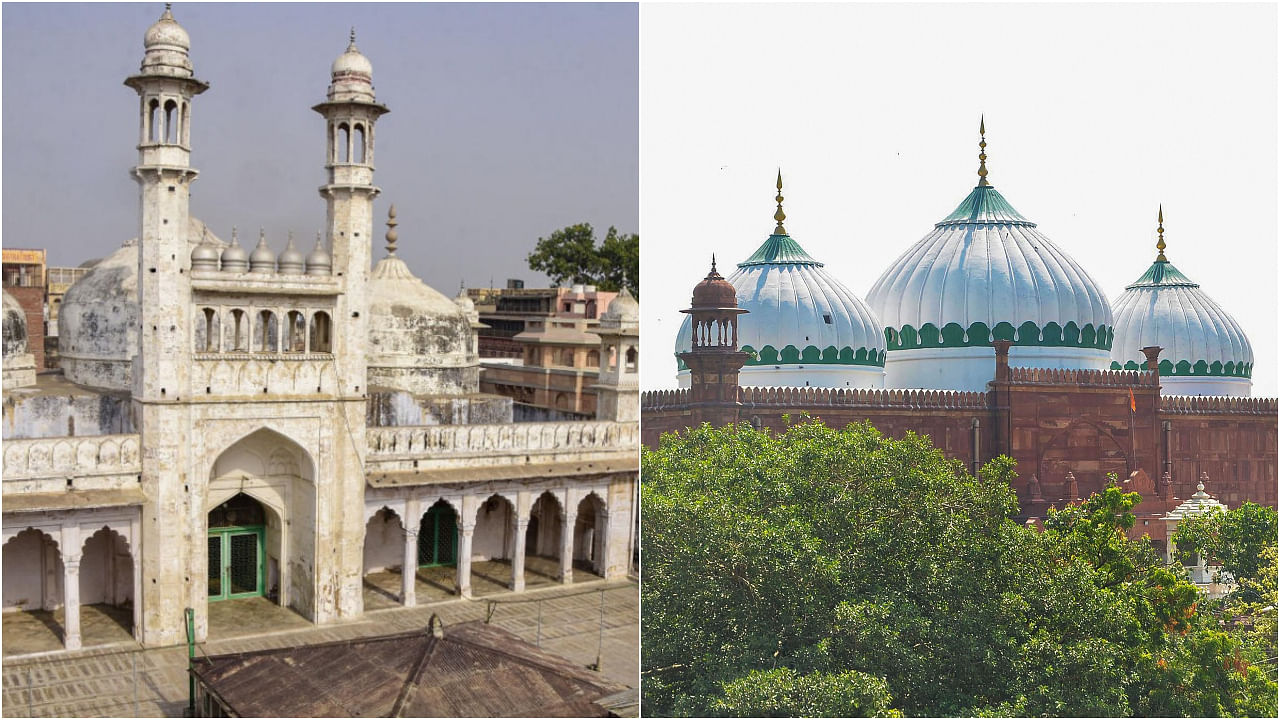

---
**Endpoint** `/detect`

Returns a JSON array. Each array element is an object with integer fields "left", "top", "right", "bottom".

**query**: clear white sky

[
  {"left": 640, "top": 3, "right": 1278, "bottom": 397},
  {"left": 3, "top": 2, "right": 638, "bottom": 295}
]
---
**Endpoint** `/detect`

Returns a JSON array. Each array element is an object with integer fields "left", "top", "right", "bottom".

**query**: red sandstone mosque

[{"left": 642, "top": 126, "right": 1276, "bottom": 547}]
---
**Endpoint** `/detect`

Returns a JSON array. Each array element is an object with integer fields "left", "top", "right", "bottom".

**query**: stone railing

[
  {"left": 641, "top": 388, "right": 689, "bottom": 409},
  {"left": 190, "top": 357, "right": 338, "bottom": 397},
  {"left": 1160, "top": 395, "right": 1278, "bottom": 416},
  {"left": 3, "top": 434, "right": 142, "bottom": 493},
  {"left": 366, "top": 421, "right": 639, "bottom": 473},
  {"left": 741, "top": 385, "right": 990, "bottom": 410},
  {"left": 1007, "top": 366, "right": 1157, "bottom": 386}
]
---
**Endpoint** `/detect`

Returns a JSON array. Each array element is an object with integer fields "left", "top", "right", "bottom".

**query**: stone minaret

[
  {"left": 123, "top": 4, "right": 208, "bottom": 646},
  {"left": 680, "top": 258, "right": 749, "bottom": 426},
  {"left": 593, "top": 289, "right": 640, "bottom": 422},
  {"left": 312, "top": 29, "right": 388, "bottom": 399}
]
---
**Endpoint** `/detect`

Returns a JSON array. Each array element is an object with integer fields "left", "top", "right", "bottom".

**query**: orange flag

[{"left": 1129, "top": 388, "right": 1136, "bottom": 413}]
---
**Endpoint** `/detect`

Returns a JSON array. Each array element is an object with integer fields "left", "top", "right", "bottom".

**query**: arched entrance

[
  {"left": 207, "top": 494, "right": 267, "bottom": 601},
  {"left": 418, "top": 501, "right": 457, "bottom": 568},
  {"left": 527, "top": 491, "right": 564, "bottom": 582},
  {"left": 79, "top": 527, "right": 134, "bottom": 636},
  {"left": 207, "top": 428, "right": 316, "bottom": 625},
  {"left": 575, "top": 493, "right": 606, "bottom": 578}
]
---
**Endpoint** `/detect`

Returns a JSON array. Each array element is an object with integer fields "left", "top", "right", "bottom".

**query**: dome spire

[
  {"left": 1155, "top": 204, "right": 1167, "bottom": 262},
  {"left": 711, "top": 253, "right": 717, "bottom": 274},
  {"left": 348, "top": 26, "right": 357, "bottom": 50},
  {"left": 773, "top": 170, "right": 787, "bottom": 235},
  {"left": 977, "top": 115, "right": 990, "bottom": 187},
  {"left": 385, "top": 204, "right": 399, "bottom": 256}
]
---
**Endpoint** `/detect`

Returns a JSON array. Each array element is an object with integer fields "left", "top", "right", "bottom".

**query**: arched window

[
  {"left": 353, "top": 124, "right": 366, "bottom": 163},
  {"left": 560, "top": 348, "right": 576, "bottom": 367},
  {"left": 148, "top": 99, "right": 161, "bottom": 143},
  {"left": 286, "top": 311, "right": 306, "bottom": 352},
  {"left": 196, "top": 307, "right": 219, "bottom": 352},
  {"left": 229, "top": 309, "right": 249, "bottom": 351},
  {"left": 255, "top": 310, "right": 278, "bottom": 353},
  {"left": 625, "top": 346, "right": 637, "bottom": 373},
  {"left": 181, "top": 102, "right": 189, "bottom": 145},
  {"left": 608, "top": 345, "right": 618, "bottom": 372},
  {"left": 525, "top": 347, "right": 538, "bottom": 366},
  {"left": 587, "top": 349, "right": 600, "bottom": 368},
  {"left": 337, "top": 123, "right": 351, "bottom": 163},
  {"left": 309, "top": 311, "right": 332, "bottom": 353},
  {"left": 328, "top": 123, "right": 337, "bottom": 163},
  {"left": 164, "top": 99, "right": 178, "bottom": 144},
  {"left": 555, "top": 392, "right": 569, "bottom": 410}
]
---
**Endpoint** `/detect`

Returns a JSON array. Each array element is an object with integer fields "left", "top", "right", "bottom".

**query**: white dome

[
  {"left": 366, "top": 255, "right": 479, "bottom": 395},
  {"left": 59, "top": 218, "right": 221, "bottom": 391},
  {"left": 1110, "top": 254, "right": 1253, "bottom": 397},
  {"left": 675, "top": 231, "right": 886, "bottom": 389},
  {"left": 866, "top": 183, "right": 1114, "bottom": 390},
  {"left": 139, "top": 5, "right": 194, "bottom": 77},
  {"left": 3, "top": 290, "right": 28, "bottom": 358},
  {"left": 603, "top": 288, "right": 639, "bottom": 323}
]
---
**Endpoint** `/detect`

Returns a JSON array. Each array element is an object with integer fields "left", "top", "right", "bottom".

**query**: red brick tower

[{"left": 679, "top": 257, "right": 748, "bottom": 426}]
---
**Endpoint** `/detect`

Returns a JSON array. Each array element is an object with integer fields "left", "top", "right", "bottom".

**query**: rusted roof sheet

[
  {"left": 2, "top": 487, "right": 146, "bottom": 512},
  {"left": 191, "top": 621, "right": 627, "bottom": 717},
  {"left": 366, "top": 458, "right": 637, "bottom": 488}
]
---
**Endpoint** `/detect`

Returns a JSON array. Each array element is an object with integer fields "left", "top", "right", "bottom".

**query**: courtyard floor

[{"left": 1, "top": 575, "right": 637, "bottom": 718}]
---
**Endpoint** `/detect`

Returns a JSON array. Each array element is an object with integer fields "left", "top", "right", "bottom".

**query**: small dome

[
  {"left": 305, "top": 233, "right": 332, "bottom": 276},
  {"left": 220, "top": 228, "right": 249, "bottom": 272},
  {"left": 190, "top": 235, "right": 219, "bottom": 270},
  {"left": 277, "top": 233, "right": 305, "bottom": 274},
  {"left": 331, "top": 35, "right": 373, "bottom": 79},
  {"left": 60, "top": 218, "right": 221, "bottom": 391},
  {"left": 603, "top": 288, "right": 639, "bottom": 323},
  {"left": 3, "top": 290, "right": 28, "bottom": 358},
  {"left": 689, "top": 260, "right": 738, "bottom": 309},
  {"left": 144, "top": 5, "right": 190, "bottom": 51},
  {"left": 248, "top": 230, "right": 276, "bottom": 273},
  {"left": 453, "top": 289, "right": 475, "bottom": 313},
  {"left": 1110, "top": 218, "right": 1252, "bottom": 396}
]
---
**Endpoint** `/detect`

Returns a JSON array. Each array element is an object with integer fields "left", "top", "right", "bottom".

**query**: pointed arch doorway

[{"left": 207, "top": 494, "right": 267, "bottom": 601}]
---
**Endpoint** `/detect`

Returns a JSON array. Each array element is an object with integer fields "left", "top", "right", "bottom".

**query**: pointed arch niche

[{"left": 206, "top": 428, "right": 316, "bottom": 621}]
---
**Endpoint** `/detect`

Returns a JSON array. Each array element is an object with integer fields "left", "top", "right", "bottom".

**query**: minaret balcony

[{"left": 191, "top": 271, "right": 340, "bottom": 296}]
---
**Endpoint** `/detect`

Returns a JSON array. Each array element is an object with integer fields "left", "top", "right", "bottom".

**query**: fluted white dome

[
  {"left": 1110, "top": 250, "right": 1252, "bottom": 397},
  {"left": 676, "top": 228, "right": 886, "bottom": 389},
  {"left": 139, "top": 5, "right": 194, "bottom": 77},
  {"left": 866, "top": 183, "right": 1114, "bottom": 391}
]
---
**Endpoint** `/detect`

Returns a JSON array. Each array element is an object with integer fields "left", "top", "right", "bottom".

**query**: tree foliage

[
  {"left": 1172, "top": 502, "right": 1279, "bottom": 591},
  {"left": 641, "top": 420, "right": 1278, "bottom": 717},
  {"left": 525, "top": 223, "right": 638, "bottom": 293}
]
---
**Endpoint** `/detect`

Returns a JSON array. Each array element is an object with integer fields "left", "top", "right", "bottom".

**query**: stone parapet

[
  {"left": 1160, "top": 395, "right": 1278, "bottom": 416},
  {"left": 366, "top": 420, "right": 638, "bottom": 472},
  {"left": 1007, "top": 366, "right": 1157, "bottom": 386},
  {"left": 2, "top": 433, "right": 142, "bottom": 492},
  {"left": 741, "top": 385, "right": 989, "bottom": 410}
]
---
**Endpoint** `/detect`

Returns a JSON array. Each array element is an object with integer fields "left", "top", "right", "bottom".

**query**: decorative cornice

[{"left": 884, "top": 320, "right": 1113, "bottom": 352}]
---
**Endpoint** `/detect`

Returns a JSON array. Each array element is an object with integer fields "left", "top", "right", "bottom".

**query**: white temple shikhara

[{"left": 1, "top": 6, "right": 638, "bottom": 652}]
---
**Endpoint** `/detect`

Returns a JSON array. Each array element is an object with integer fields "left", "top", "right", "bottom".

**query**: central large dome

[
  {"left": 866, "top": 133, "right": 1113, "bottom": 391},
  {"left": 675, "top": 175, "right": 886, "bottom": 389}
]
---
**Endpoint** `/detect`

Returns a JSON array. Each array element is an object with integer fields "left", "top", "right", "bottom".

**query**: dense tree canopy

[
  {"left": 641, "top": 420, "right": 1278, "bottom": 717},
  {"left": 526, "top": 223, "right": 638, "bottom": 293}
]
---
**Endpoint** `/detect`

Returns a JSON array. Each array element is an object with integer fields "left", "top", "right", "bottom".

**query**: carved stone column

[
  {"left": 559, "top": 510, "right": 576, "bottom": 584},
  {"left": 456, "top": 524, "right": 475, "bottom": 598},
  {"left": 401, "top": 499, "right": 420, "bottom": 607},
  {"left": 511, "top": 517, "right": 529, "bottom": 592},
  {"left": 63, "top": 556, "right": 82, "bottom": 651}
]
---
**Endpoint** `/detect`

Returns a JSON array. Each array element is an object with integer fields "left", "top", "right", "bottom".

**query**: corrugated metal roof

[{"left": 191, "top": 621, "right": 626, "bottom": 717}]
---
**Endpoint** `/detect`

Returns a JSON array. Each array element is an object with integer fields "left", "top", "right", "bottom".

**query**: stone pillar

[
  {"left": 456, "top": 524, "right": 475, "bottom": 598},
  {"left": 63, "top": 556, "right": 82, "bottom": 651},
  {"left": 511, "top": 517, "right": 529, "bottom": 592},
  {"left": 401, "top": 500, "right": 419, "bottom": 607},
  {"left": 1141, "top": 345, "right": 1163, "bottom": 372},
  {"left": 992, "top": 340, "right": 1013, "bottom": 381},
  {"left": 559, "top": 510, "right": 576, "bottom": 584},
  {"left": 593, "top": 507, "right": 607, "bottom": 575}
]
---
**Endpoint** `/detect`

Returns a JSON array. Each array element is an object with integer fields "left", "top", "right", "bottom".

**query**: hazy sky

[
  {"left": 640, "top": 3, "right": 1278, "bottom": 397},
  {"left": 3, "top": 2, "right": 638, "bottom": 293}
]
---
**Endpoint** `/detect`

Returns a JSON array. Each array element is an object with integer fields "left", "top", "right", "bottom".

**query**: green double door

[
  {"left": 418, "top": 504, "right": 457, "bottom": 567},
  {"left": 208, "top": 526, "right": 266, "bottom": 601}
]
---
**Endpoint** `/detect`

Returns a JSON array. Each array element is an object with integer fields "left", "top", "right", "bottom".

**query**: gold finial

[
  {"left": 773, "top": 170, "right": 787, "bottom": 235},
  {"left": 1155, "top": 204, "right": 1167, "bottom": 262},
  {"left": 385, "top": 204, "right": 399, "bottom": 255},
  {"left": 977, "top": 115, "right": 990, "bottom": 187}
]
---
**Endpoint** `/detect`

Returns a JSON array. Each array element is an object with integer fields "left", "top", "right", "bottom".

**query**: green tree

[
  {"left": 1172, "top": 502, "right": 1279, "bottom": 591},
  {"left": 526, "top": 223, "right": 638, "bottom": 292},
  {"left": 642, "top": 420, "right": 1277, "bottom": 717}
]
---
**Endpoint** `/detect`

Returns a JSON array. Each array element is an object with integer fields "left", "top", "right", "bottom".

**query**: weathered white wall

[
  {"left": 472, "top": 497, "right": 512, "bottom": 561},
  {"left": 79, "top": 528, "right": 133, "bottom": 607},
  {"left": 363, "top": 509, "right": 402, "bottom": 573},
  {"left": 2, "top": 529, "right": 60, "bottom": 610}
]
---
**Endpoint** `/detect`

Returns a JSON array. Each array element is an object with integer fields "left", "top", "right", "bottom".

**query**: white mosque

[{"left": 2, "top": 6, "right": 638, "bottom": 653}]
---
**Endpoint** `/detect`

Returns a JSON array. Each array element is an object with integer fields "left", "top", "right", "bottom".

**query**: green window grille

[
  {"left": 418, "top": 503, "right": 458, "bottom": 567},
  {"left": 207, "top": 526, "right": 265, "bottom": 602}
]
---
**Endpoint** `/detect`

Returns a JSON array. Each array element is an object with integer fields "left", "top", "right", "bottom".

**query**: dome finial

[
  {"left": 977, "top": 115, "right": 990, "bottom": 187},
  {"left": 162, "top": 3, "right": 173, "bottom": 19},
  {"left": 385, "top": 204, "right": 399, "bottom": 256},
  {"left": 1155, "top": 204, "right": 1167, "bottom": 262},
  {"left": 773, "top": 170, "right": 787, "bottom": 235},
  {"left": 711, "top": 253, "right": 717, "bottom": 274},
  {"left": 349, "top": 26, "right": 358, "bottom": 50}
]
